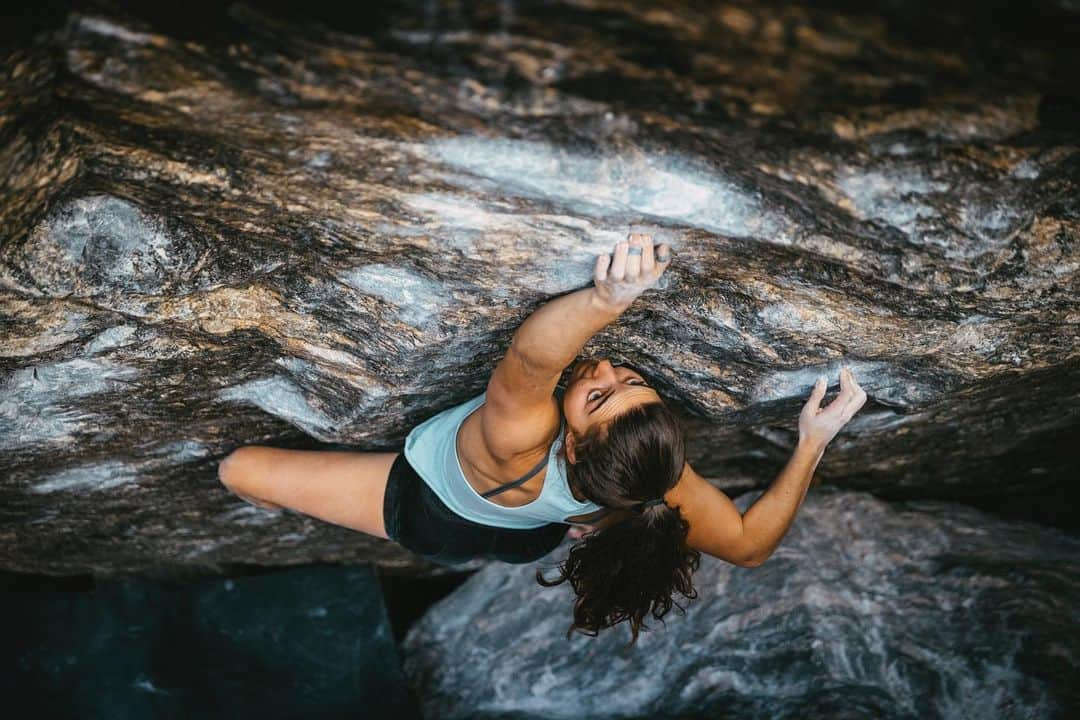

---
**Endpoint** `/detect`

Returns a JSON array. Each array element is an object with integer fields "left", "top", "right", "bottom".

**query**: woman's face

[{"left": 561, "top": 358, "right": 662, "bottom": 462}]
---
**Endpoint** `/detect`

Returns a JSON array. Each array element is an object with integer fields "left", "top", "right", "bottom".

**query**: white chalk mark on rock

[
  {"left": 216, "top": 374, "right": 339, "bottom": 441},
  {"left": 0, "top": 358, "right": 140, "bottom": 450},
  {"left": 339, "top": 263, "right": 447, "bottom": 329},
  {"left": 31, "top": 460, "right": 140, "bottom": 494},
  {"left": 423, "top": 137, "right": 785, "bottom": 240}
]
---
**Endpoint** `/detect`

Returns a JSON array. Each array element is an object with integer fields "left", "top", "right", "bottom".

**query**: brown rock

[{"left": 0, "top": 1, "right": 1077, "bottom": 574}]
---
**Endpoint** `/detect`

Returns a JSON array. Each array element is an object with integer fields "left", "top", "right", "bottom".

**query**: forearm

[
  {"left": 740, "top": 438, "right": 826, "bottom": 564},
  {"left": 510, "top": 287, "right": 627, "bottom": 372}
]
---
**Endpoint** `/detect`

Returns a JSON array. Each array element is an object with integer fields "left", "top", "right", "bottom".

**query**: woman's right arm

[
  {"left": 735, "top": 437, "right": 825, "bottom": 566},
  {"left": 674, "top": 366, "right": 866, "bottom": 567}
]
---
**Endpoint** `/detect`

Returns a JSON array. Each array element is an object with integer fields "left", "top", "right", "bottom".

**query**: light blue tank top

[{"left": 403, "top": 390, "right": 604, "bottom": 529}]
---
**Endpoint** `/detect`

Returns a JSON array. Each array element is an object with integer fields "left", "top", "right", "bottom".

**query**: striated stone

[
  {"left": 0, "top": 0, "right": 1078, "bottom": 574},
  {"left": 401, "top": 489, "right": 1080, "bottom": 719}
]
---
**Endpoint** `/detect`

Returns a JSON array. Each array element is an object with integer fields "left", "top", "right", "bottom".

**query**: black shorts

[{"left": 382, "top": 451, "right": 571, "bottom": 567}]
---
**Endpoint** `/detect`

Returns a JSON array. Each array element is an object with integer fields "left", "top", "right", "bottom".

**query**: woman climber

[{"left": 217, "top": 232, "right": 867, "bottom": 643}]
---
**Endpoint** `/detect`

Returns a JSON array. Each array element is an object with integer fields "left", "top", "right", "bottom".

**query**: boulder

[
  {"left": 401, "top": 488, "right": 1080, "bottom": 719},
  {"left": 1, "top": 0, "right": 1077, "bottom": 574}
]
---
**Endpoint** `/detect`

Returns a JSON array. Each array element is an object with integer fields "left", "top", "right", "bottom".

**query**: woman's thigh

[{"left": 218, "top": 446, "right": 398, "bottom": 539}]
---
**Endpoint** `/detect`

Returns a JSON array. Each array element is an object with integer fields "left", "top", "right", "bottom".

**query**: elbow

[
  {"left": 737, "top": 548, "right": 770, "bottom": 568},
  {"left": 707, "top": 547, "right": 768, "bottom": 568}
]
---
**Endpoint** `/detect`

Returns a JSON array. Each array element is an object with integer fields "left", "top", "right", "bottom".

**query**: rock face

[
  {"left": 1, "top": 0, "right": 1078, "bottom": 574},
  {"left": 401, "top": 489, "right": 1080, "bottom": 719}
]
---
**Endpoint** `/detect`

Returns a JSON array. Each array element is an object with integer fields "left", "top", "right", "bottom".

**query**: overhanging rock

[{"left": 1, "top": 1, "right": 1077, "bottom": 574}]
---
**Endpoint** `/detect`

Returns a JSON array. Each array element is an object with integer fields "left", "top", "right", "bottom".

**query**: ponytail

[{"left": 536, "top": 499, "right": 701, "bottom": 646}]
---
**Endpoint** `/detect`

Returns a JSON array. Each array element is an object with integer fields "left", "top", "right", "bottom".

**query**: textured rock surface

[
  {"left": 401, "top": 488, "right": 1080, "bottom": 719},
  {"left": 1, "top": 0, "right": 1078, "bottom": 574}
]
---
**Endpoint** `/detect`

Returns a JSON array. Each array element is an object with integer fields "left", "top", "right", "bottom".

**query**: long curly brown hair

[{"left": 536, "top": 396, "right": 701, "bottom": 646}]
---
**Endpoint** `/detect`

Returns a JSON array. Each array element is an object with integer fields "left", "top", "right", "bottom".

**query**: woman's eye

[{"left": 587, "top": 379, "right": 647, "bottom": 402}]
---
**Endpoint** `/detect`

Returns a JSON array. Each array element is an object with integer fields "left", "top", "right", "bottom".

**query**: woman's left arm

[{"left": 511, "top": 232, "right": 672, "bottom": 373}]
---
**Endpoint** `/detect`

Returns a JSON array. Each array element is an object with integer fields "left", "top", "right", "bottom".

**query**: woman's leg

[
  {"left": 233, "top": 490, "right": 285, "bottom": 512},
  {"left": 218, "top": 446, "right": 398, "bottom": 540}
]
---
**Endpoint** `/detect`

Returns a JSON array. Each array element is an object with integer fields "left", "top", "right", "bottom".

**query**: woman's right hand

[{"left": 798, "top": 366, "right": 867, "bottom": 452}]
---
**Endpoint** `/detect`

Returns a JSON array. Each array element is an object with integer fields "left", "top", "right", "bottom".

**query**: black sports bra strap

[{"left": 480, "top": 454, "right": 550, "bottom": 498}]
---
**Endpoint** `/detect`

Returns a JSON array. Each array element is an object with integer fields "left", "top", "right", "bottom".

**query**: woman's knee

[{"left": 217, "top": 446, "right": 262, "bottom": 490}]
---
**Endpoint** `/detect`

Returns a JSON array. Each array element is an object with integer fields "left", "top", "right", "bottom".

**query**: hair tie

[{"left": 636, "top": 497, "right": 666, "bottom": 512}]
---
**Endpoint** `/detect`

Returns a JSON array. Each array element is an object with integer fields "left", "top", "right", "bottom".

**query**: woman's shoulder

[{"left": 475, "top": 392, "right": 563, "bottom": 464}]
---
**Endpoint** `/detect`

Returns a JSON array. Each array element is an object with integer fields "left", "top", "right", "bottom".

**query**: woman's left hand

[{"left": 592, "top": 232, "right": 672, "bottom": 311}]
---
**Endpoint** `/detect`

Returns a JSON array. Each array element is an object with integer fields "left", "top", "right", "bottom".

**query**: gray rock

[
  {"left": 0, "top": 1, "right": 1078, "bottom": 574},
  {"left": 401, "top": 489, "right": 1080, "bottom": 720}
]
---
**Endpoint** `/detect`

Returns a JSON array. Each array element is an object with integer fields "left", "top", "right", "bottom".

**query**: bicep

[
  {"left": 482, "top": 344, "right": 563, "bottom": 461},
  {"left": 671, "top": 463, "right": 760, "bottom": 567}
]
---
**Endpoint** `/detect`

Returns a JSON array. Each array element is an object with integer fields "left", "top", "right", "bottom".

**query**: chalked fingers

[
  {"left": 611, "top": 239, "right": 629, "bottom": 281},
  {"left": 626, "top": 232, "right": 645, "bottom": 278},
  {"left": 594, "top": 233, "right": 675, "bottom": 309},
  {"left": 839, "top": 367, "right": 867, "bottom": 421}
]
